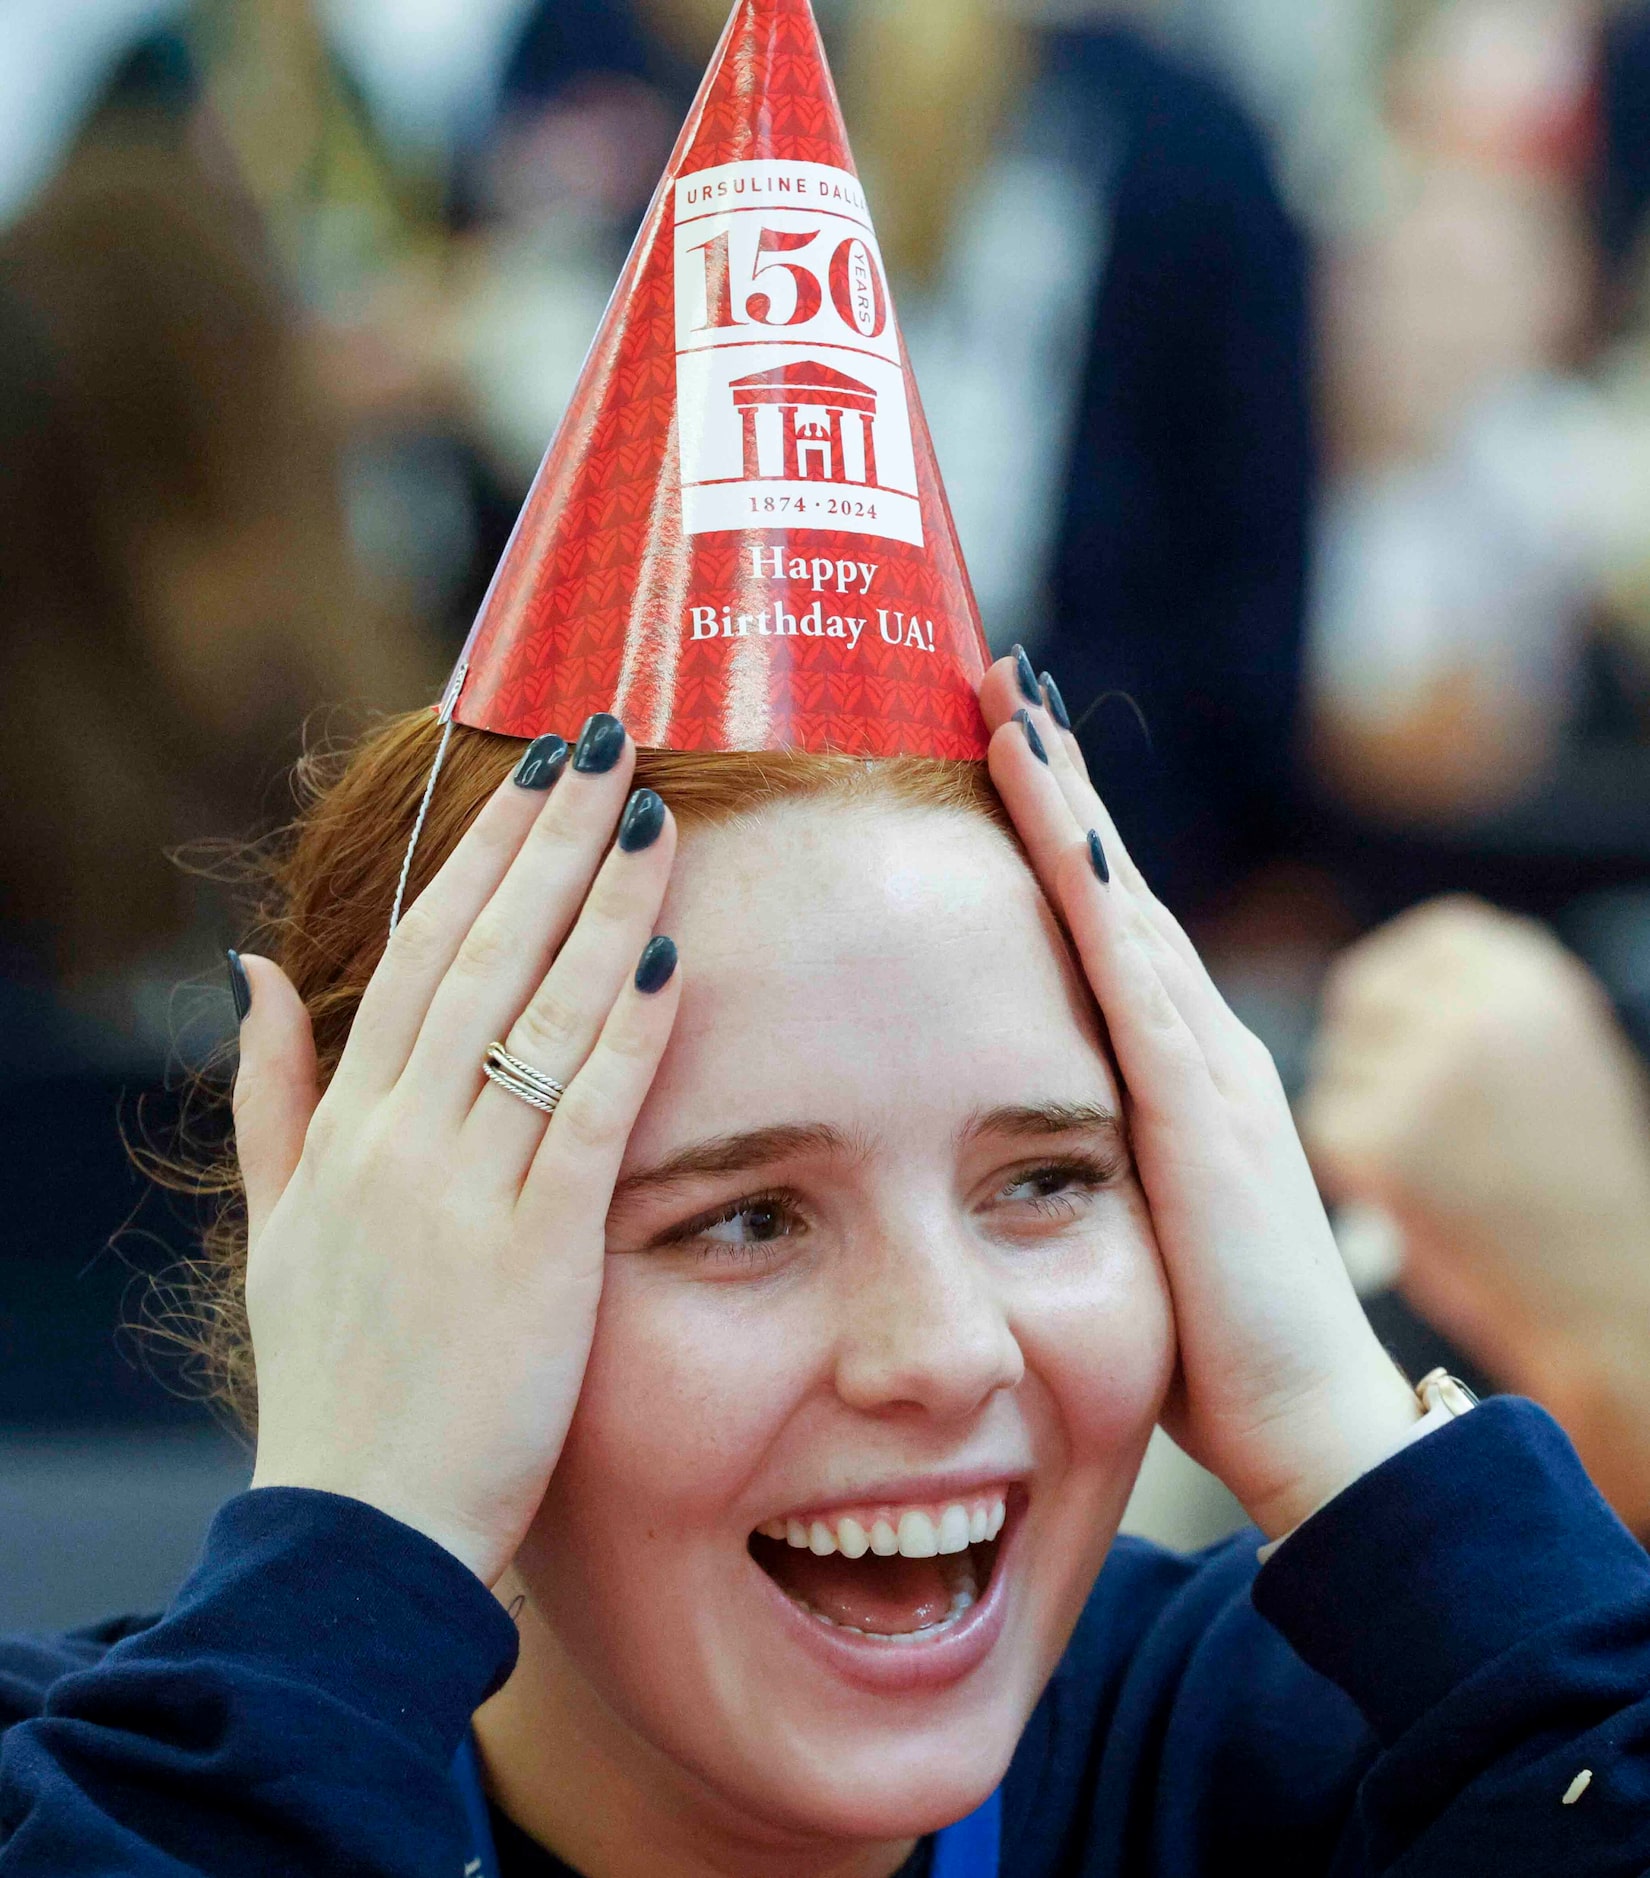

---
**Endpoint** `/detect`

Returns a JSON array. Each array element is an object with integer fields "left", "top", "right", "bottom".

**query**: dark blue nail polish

[
  {"left": 226, "top": 949, "right": 251, "bottom": 1023},
  {"left": 635, "top": 935, "right": 678, "bottom": 995},
  {"left": 618, "top": 789, "right": 666, "bottom": 853},
  {"left": 1041, "top": 672, "right": 1072, "bottom": 732},
  {"left": 1087, "top": 829, "right": 1110, "bottom": 884},
  {"left": 513, "top": 734, "right": 569, "bottom": 791},
  {"left": 573, "top": 713, "right": 626, "bottom": 774},
  {"left": 1012, "top": 645, "right": 1041, "bottom": 705},
  {"left": 1016, "top": 709, "right": 1048, "bottom": 764}
]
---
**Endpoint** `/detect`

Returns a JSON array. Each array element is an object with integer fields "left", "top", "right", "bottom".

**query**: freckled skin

[{"left": 479, "top": 805, "right": 1176, "bottom": 1866}]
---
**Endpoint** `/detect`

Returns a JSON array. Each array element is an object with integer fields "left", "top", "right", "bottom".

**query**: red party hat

[{"left": 446, "top": 0, "right": 991, "bottom": 759}]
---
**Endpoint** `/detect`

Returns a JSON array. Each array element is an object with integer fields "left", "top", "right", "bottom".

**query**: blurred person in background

[
  {"left": 0, "top": 27, "right": 437, "bottom": 1462},
  {"left": 184, "top": 0, "right": 510, "bottom": 646},
  {"left": 1303, "top": 894, "right": 1650, "bottom": 1536},
  {"left": 1310, "top": 0, "right": 1650, "bottom": 847},
  {"left": 441, "top": 0, "right": 701, "bottom": 497},
  {"left": 0, "top": 33, "right": 436, "bottom": 1067},
  {"left": 1285, "top": 0, "right": 1650, "bottom": 1489}
]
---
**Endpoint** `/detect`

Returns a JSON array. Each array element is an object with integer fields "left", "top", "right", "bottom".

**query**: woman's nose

[{"left": 832, "top": 1232, "right": 1025, "bottom": 1422}]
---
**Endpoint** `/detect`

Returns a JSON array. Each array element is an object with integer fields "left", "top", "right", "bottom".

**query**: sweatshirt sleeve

[
  {"left": 1253, "top": 1398, "right": 1650, "bottom": 1875},
  {"left": 0, "top": 1488, "right": 519, "bottom": 1875}
]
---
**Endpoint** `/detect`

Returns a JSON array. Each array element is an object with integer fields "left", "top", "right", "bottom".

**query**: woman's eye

[
  {"left": 656, "top": 1191, "right": 807, "bottom": 1265},
  {"left": 1001, "top": 1170, "right": 1077, "bottom": 1204},
  {"left": 991, "top": 1161, "right": 1110, "bottom": 1222},
  {"left": 699, "top": 1199, "right": 794, "bottom": 1246}
]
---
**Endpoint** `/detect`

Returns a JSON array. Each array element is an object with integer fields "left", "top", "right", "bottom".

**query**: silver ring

[{"left": 483, "top": 1042, "right": 566, "bottom": 1117}]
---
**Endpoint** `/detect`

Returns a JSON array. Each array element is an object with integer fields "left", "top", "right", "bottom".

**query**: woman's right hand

[{"left": 232, "top": 718, "right": 681, "bottom": 1588}]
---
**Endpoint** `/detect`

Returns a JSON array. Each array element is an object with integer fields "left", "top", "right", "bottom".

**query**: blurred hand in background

[{"left": 1303, "top": 896, "right": 1650, "bottom": 1530}]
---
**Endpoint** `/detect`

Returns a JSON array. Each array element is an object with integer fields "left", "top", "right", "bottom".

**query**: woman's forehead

[
  {"left": 666, "top": 795, "right": 1027, "bottom": 933},
  {"left": 635, "top": 802, "right": 1114, "bottom": 1153}
]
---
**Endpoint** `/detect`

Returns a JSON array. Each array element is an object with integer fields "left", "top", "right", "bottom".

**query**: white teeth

[
  {"left": 760, "top": 1493, "right": 1010, "bottom": 1556},
  {"left": 937, "top": 1505, "right": 972, "bottom": 1554},
  {"left": 897, "top": 1510, "right": 939, "bottom": 1557},
  {"left": 837, "top": 1517, "right": 870, "bottom": 1559}
]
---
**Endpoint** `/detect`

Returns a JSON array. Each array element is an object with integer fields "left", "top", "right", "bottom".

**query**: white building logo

[{"left": 673, "top": 159, "right": 923, "bottom": 547}]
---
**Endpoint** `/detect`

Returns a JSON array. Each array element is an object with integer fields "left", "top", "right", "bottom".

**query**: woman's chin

[
  {"left": 523, "top": 1472, "right": 1132, "bottom": 1847},
  {"left": 674, "top": 1512, "right": 1042, "bottom": 1837},
  {"left": 720, "top": 1724, "right": 1016, "bottom": 1847}
]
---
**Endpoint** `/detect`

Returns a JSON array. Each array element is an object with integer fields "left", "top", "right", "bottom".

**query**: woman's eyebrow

[
  {"left": 611, "top": 1123, "right": 853, "bottom": 1205},
  {"left": 958, "top": 1102, "right": 1126, "bottom": 1150}
]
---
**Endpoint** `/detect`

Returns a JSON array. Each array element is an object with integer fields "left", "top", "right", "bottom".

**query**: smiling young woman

[{"left": 2, "top": 661, "right": 1650, "bottom": 1878}]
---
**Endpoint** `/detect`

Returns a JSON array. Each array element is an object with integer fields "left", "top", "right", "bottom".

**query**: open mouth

[{"left": 748, "top": 1493, "right": 1010, "bottom": 1644}]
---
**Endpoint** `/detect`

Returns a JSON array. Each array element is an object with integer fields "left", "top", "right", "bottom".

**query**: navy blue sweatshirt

[{"left": 2, "top": 1400, "right": 1649, "bottom": 1874}]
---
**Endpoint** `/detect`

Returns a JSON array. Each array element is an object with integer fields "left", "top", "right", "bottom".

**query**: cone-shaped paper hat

[{"left": 447, "top": 0, "right": 991, "bottom": 759}]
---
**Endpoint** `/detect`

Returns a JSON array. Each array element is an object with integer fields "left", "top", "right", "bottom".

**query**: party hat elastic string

[{"left": 389, "top": 657, "right": 466, "bottom": 937}]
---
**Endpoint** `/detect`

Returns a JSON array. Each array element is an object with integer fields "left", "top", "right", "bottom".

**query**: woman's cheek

[
  {"left": 1012, "top": 1207, "right": 1177, "bottom": 1461},
  {"left": 556, "top": 1263, "right": 815, "bottom": 1519}
]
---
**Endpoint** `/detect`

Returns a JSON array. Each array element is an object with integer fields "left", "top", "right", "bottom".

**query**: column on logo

[
  {"left": 740, "top": 407, "right": 761, "bottom": 480},
  {"left": 826, "top": 408, "right": 845, "bottom": 483}
]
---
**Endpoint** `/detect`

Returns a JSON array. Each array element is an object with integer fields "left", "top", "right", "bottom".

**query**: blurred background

[{"left": 5, "top": 0, "right": 1650, "bottom": 1625}]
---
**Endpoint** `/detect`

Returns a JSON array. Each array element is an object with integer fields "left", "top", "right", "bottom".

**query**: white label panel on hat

[{"left": 674, "top": 159, "right": 923, "bottom": 547}]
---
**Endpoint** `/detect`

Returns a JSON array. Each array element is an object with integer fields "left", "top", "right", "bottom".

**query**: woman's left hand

[{"left": 982, "top": 656, "right": 1419, "bottom": 1539}]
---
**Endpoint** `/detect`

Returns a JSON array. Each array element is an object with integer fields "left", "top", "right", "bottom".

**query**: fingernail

[
  {"left": 513, "top": 734, "right": 569, "bottom": 792},
  {"left": 1040, "top": 672, "right": 1072, "bottom": 732},
  {"left": 1012, "top": 644, "right": 1041, "bottom": 705},
  {"left": 618, "top": 788, "right": 666, "bottom": 853},
  {"left": 226, "top": 949, "right": 252, "bottom": 1023},
  {"left": 636, "top": 935, "right": 678, "bottom": 995},
  {"left": 573, "top": 713, "right": 626, "bottom": 774},
  {"left": 1015, "top": 709, "right": 1048, "bottom": 764},
  {"left": 1087, "top": 829, "right": 1110, "bottom": 884}
]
